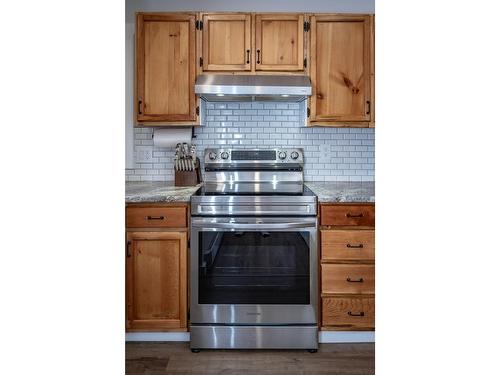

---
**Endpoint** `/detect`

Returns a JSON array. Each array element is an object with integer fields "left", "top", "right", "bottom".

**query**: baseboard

[
  {"left": 126, "top": 332, "right": 190, "bottom": 342},
  {"left": 318, "top": 331, "right": 375, "bottom": 343},
  {"left": 126, "top": 331, "right": 375, "bottom": 343}
]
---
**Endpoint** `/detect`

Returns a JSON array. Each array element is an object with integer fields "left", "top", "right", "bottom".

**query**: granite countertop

[
  {"left": 125, "top": 182, "right": 201, "bottom": 203},
  {"left": 125, "top": 181, "right": 375, "bottom": 203},
  {"left": 305, "top": 182, "right": 375, "bottom": 203}
]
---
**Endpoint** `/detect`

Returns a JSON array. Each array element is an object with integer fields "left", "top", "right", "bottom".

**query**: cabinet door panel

[
  {"left": 202, "top": 14, "right": 251, "bottom": 71},
  {"left": 126, "top": 231, "right": 187, "bottom": 331},
  {"left": 310, "top": 15, "right": 371, "bottom": 122},
  {"left": 255, "top": 14, "right": 304, "bottom": 71},
  {"left": 136, "top": 14, "right": 196, "bottom": 122}
]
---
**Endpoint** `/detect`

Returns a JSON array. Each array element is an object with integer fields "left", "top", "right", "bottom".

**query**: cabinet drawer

[
  {"left": 321, "top": 230, "right": 375, "bottom": 261},
  {"left": 321, "top": 204, "right": 375, "bottom": 226},
  {"left": 322, "top": 297, "right": 374, "bottom": 329},
  {"left": 322, "top": 264, "right": 375, "bottom": 294},
  {"left": 126, "top": 206, "right": 187, "bottom": 228}
]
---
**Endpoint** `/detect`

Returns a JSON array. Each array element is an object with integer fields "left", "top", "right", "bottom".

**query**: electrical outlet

[
  {"left": 135, "top": 146, "right": 153, "bottom": 163},
  {"left": 319, "top": 144, "right": 331, "bottom": 162}
]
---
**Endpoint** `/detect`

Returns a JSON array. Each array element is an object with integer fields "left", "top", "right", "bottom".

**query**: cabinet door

[
  {"left": 310, "top": 15, "right": 372, "bottom": 123},
  {"left": 126, "top": 231, "right": 187, "bottom": 331},
  {"left": 136, "top": 13, "right": 196, "bottom": 123},
  {"left": 255, "top": 14, "right": 304, "bottom": 71},
  {"left": 202, "top": 14, "right": 251, "bottom": 71}
]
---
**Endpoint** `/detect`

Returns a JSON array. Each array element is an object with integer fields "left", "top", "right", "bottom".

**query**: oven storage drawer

[
  {"left": 322, "top": 297, "right": 374, "bottom": 329},
  {"left": 322, "top": 264, "right": 375, "bottom": 294},
  {"left": 321, "top": 229, "right": 374, "bottom": 261},
  {"left": 126, "top": 206, "right": 187, "bottom": 228},
  {"left": 320, "top": 204, "right": 375, "bottom": 226}
]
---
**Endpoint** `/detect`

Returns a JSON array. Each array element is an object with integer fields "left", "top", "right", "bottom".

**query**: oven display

[{"left": 231, "top": 150, "right": 276, "bottom": 161}]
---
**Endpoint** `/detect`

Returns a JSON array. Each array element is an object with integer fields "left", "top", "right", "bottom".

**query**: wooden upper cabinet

[
  {"left": 135, "top": 13, "right": 197, "bottom": 123},
  {"left": 255, "top": 14, "right": 304, "bottom": 71},
  {"left": 202, "top": 13, "right": 252, "bottom": 71},
  {"left": 126, "top": 231, "right": 187, "bottom": 331},
  {"left": 310, "top": 15, "right": 373, "bottom": 124}
]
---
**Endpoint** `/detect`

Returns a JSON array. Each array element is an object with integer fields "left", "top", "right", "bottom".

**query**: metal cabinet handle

[
  {"left": 257, "top": 49, "right": 261, "bottom": 64},
  {"left": 346, "top": 277, "right": 364, "bottom": 283},
  {"left": 348, "top": 311, "right": 365, "bottom": 317},
  {"left": 138, "top": 99, "right": 143, "bottom": 114},
  {"left": 126, "top": 241, "right": 132, "bottom": 257},
  {"left": 246, "top": 49, "right": 250, "bottom": 64},
  {"left": 346, "top": 213, "right": 363, "bottom": 218},
  {"left": 366, "top": 100, "right": 371, "bottom": 115},
  {"left": 146, "top": 216, "right": 165, "bottom": 220},
  {"left": 346, "top": 244, "right": 364, "bottom": 248}
]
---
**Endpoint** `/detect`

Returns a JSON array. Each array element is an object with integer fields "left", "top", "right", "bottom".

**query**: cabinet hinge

[
  {"left": 196, "top": 106, "right": 199, "bottom": 116},
  {"left": 126, "top": 241, "right": 131, "bottom": 257},
  {"left": 304, "top": 21, "right": 310, "bottom": 32},
  {"left": 304, "top": 58, "right": 307, "bottom": 68},
  {"left": 307, "top": 107, "right": 311, "bottom": 118},
  {"left": 199, "top": 57, "right": 203, "bottom": 67},
  {"left": 195, "top": 20, "right": 203, "bottom": 30}
]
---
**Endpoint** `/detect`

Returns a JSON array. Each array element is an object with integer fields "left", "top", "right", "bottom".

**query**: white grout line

[{"left": 125, "top": 331, "right": 375, "bottom": 343}]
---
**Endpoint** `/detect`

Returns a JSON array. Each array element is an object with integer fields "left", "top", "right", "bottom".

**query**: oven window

[{"left": 198, "top": 231, "right": 310, "bottom": 304}]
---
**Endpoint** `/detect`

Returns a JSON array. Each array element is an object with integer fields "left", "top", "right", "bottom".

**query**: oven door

[{"left": 190, "top": 216, "right": 317, "bottom": 325}]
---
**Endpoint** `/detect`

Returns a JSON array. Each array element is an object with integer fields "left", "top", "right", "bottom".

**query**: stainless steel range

[{"left": 190, "top": 148, "right": 318, "bottom": 352}]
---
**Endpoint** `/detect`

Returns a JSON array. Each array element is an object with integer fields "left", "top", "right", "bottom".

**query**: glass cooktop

[{"left": 194, "top": 182, "right": 315, "bottom": 196}]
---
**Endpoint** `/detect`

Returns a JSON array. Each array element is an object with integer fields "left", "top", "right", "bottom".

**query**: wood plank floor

[{"left": 126, "top": 342, "right": 375, "bottom": 375}]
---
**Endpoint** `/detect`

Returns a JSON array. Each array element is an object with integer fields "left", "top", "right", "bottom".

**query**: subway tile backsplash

[{"left": 126, "top": 101, "right": 374, "bottom": 182}]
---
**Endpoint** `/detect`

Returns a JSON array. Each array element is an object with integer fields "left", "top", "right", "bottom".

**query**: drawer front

[
  {"left": 126, "top": 206, "right": 187, "bottom": 228},
  {"left": 322, "top": 297, "right": 375, "bottom": 329},
  {"left": 321, "top": 230, "right": 375, "bottom": 261},
  {"left": 321, "top": 204, "right": 375, "bottom": 226},
  {"left": 322, "top": 264, "right": 375, "bottom": 294}
]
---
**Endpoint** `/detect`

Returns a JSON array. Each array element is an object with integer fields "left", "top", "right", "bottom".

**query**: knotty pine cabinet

[
  {"left": 201, "top": 13, "right": 252, "bottom": 71},
  {"left": 309, "top": 15, "right": 374, "bottom": 127},
  {"left": 125, "top": 204, "right": 188, "bottom": 331},
  {"left": 319, "top": 203, "right": 375, "bottom": 331},
  {"left": 135, "top": 13, "right": 198, "bottom": 125},
  {"left": 200, "top": 13, "right": 307, "bottom": 73},
  {"left": 255, "top": 14, "right": 304, "bottom": 71}
]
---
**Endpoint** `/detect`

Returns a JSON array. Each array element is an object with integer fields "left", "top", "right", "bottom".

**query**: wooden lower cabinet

[
  {"left": 320, "top": 203, "right": 375, "bottom": 331},
  {"left": 126, "top": 230, "right": 187, "bottom": 331},
  {"left": 322, "top": 297, "right": 374, "bottom": 330}
]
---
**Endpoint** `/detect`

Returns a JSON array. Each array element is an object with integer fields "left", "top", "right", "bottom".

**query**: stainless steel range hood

[{"left": 195, "top": 74, "right": 311, "bottom": 102}]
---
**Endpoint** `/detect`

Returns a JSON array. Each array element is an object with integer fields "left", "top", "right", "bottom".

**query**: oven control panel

[{"left": 204, "top": 148, "right": 304, "bottom": 164}]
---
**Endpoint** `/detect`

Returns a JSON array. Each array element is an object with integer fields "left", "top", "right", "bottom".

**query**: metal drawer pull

[
  {"left": 346, "top": 213, "right": 363, "bottom": 218},
  {"left": 346, "top": 243, "right": 364, "bottom": 248},
  {"left": 246, "top": 49, "right": 250, "bottom": 64},
  {"left": 346, "top": 277, "right": 364, "bottom": 283},
  {"left": 146, "top": 216, "right": 165, "bottom": 220},
  {"left": 257, "top": 49, "right": 261, "bottom": 64},
  {"left": 348, "top": 311, "right": 365, "bottom": 317}
]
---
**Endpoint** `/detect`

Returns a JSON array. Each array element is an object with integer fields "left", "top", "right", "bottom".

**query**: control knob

[
  {"left": 208, "top": 152, "right": 217, "bottom": 160},
  {"left": 278, "top": 151, "right": 287, "bottom": 160},
  {"left": 221, "top": 151, "right": 229, "bottom": 160},
  {"left": 290, "top": 151, "right": 300, "bottom": 160}
]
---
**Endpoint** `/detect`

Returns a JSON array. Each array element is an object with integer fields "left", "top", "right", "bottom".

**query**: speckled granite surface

[
  {"left": 125, "top": 182, "right": 201, "bottom": 203},
  {"left": 305, "top": 182, "right": 375, "bottom": 203},
  {"left": 125, "top": 181, "right": 374, "bottom": 203}
]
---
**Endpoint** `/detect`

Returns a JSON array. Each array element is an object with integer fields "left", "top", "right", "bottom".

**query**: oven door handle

[{"left": 191, "top": 220, "right": 316, "bottom": 230}]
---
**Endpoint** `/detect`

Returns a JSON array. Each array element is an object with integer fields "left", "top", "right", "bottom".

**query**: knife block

[{"left": 175, "top": 157, "right": 202, "bottom": 187}]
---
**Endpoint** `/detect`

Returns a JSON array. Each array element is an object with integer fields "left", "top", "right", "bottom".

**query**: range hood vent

[{"left": 195, "top": 74, "right": 312, "bottom": 102}]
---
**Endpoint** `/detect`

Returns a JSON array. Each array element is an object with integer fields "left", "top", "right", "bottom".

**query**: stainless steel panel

[
  {"left": 190, "top": 325, "right": 318, "bottom": 349},
  {"left": 191, "top": 195, "right": 317, "bottom": 216},
  {"left": 190, "top": 218, "right": 318, "bottom": 325},
  {"left": 195, "top": 75, "right": 311, "bottom": 102}
]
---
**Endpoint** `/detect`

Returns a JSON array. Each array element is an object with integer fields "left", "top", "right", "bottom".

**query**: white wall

[{"left": 126, "top": 0, "right": 375, "bottom": 22}]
